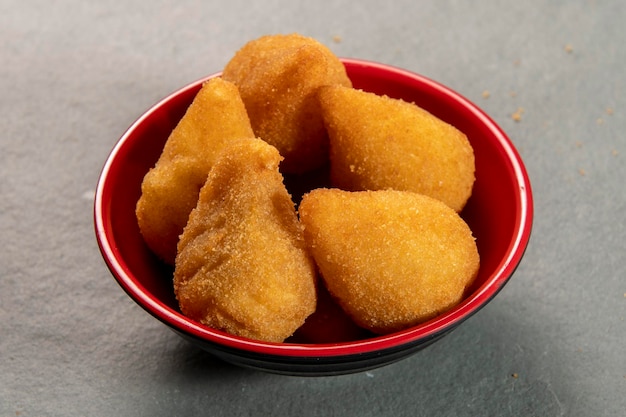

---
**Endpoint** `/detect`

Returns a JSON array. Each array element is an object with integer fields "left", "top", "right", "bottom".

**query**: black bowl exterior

[{"left": 171, "top": 327, "right": 451, "bottom": 376}]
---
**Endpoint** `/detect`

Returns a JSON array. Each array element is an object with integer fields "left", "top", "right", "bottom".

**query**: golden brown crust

[
  {"left": 222, "top": 33, "right": 352, "bottom": 174},
  {"left": 299, "top": 188, "right": 479, "bottom": 335},
  {"left": 173, "top": 138, "right": 317, "bottom": 342},
  {"left": 135, "top": 78, "right": 254, "bottom": 264},
  {"left": 318, "top": 85, "right": 475, "bottom": 212}
]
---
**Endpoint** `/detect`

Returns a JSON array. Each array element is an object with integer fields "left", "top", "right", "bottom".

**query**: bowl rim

[{"left": 94, "top": 58, "right": 533, "bottom": 358}]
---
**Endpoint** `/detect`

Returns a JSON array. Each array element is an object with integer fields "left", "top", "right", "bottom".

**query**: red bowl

[{"left": 94, "top": 58, "right": 533, "bottom": 376}]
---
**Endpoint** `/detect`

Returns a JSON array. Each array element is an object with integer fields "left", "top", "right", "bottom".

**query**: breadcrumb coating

[
  {"left": 174, "top": 139, "right": 317, "bottom": 342},
  {"left": 318, "top": 85, "right": 475, "bottom": 212},
  {"left": 136, "top": 78, "right": 254, "bottom": 264},
  {"left": 299, "top": 188, "right": 479, "bottom": 334},
  {"left": 222, "top": 33, "right": 352, "bottom": 174}
]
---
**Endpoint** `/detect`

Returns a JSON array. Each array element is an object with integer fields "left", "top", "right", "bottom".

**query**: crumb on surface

[
  {"left": 482, "top": 90, "right": 490, "bottom": 99},
  {"left": 579, "top": 168, "right": 586, "bottom": 176},
  {"left": 332, "top": 35, "right": 342, "bottom": 43},
  {"left": 606, "top": 107, "right": 614, "bottom": 116},
  {"left": 564, "top": 44, "right": 574, "bottom": 53},
  {"left": 509, "top": 91, "right": 517, "bottom": 97},
  {"left": 511, "top": 107, "right": 525, "bottom": 122},
  {"left": 511, "top": 373, "right": 519, "bottom": 378},
  {"left": 612, "top": 149, "right": 618, "bottom": 156},
  {"left": 597, "top": 118, "right": 604, "bottom": 125}
]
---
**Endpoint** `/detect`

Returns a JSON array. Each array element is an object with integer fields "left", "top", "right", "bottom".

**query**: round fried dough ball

[
  {"left": 318, "top": 85, "right": 475, "bottom": 212},
  {"left": 222, "top": 33, "right": 352, "bottom": 174},
  {"left": 299, "top": 188, "right": 480, "bottom": 335}
]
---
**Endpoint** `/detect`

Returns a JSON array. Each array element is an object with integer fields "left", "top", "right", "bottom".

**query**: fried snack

[
  {"left": 299, "top": 188, "right": 479, "bottom": 335},
  {"left": 318, "top": 85, "right": 475, "bottom": 212},
  {"left": 222, "top": 33, "right": 352, "bottom": 174},
  {"left": 136, "top": 77, "right": 254, "bottom": 264},
  {"left": 173, "top": 138, "right": 317, "bottom": 343}
]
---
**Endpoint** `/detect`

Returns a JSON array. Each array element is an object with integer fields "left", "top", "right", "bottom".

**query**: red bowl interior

[{"left": 94, "top": 58, "right": 533, "bottom": 358}]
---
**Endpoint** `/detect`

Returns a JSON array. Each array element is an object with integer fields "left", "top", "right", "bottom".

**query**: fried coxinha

[
  {"left": 136, "top": 78, "right": 254, "bottom": 264},
  {"left": 174, "top": 139, "right": 317, "bottom": 343}
]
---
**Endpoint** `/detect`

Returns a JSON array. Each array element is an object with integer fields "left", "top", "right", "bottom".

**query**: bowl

[{"left": 94, "top": 58, "right": 533, "bottom": 376}]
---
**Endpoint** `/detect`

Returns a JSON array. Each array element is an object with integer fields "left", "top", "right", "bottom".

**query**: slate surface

[{"left": 1, "top": 1, "right": 624, "bottom": 416}]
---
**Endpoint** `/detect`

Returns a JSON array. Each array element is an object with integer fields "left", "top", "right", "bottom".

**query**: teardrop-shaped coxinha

[
  {"left": 135, "top": 77, "right": 254, "bottom": 265},
  {"left": 222, "top": 33, "right": 352, "bottom": 175},
  {"left": 299, "top": 188, "right": 479, "bottom": 335},
  {"left": 318, "top": 84, "right": 475, "bottom": 213},
  {"left": 174, "top": 139, "right": 317, "bottom": 343}
]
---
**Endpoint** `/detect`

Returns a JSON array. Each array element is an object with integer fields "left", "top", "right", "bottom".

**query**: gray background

[{"left": 1, "top": 0, "right": 624, "bottom": 416}]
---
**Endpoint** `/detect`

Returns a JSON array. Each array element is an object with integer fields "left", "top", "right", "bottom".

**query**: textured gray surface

[{"left": 1, "top": 0, "right": 625, "bottom": 416}]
